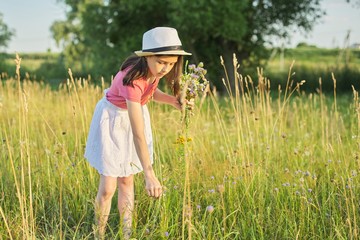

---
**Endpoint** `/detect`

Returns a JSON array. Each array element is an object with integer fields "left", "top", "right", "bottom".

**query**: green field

[
  {"left": 0, "top": 55, "right": 359, "bottom": 239},
  {"left": 256, "top": 46, "right": 360, "bottom": 94},
  {"left": 1, "top": 46, "right": 360, "bottom": 92}
]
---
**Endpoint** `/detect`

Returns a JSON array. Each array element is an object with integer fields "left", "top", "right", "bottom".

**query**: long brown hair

[{"left": 120, "top": 55, "right": 184, "bottom": 96}]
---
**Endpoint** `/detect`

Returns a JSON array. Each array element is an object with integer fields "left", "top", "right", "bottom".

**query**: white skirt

[{"left": 84, "top": 95, "right": 153, "bottom": 177}]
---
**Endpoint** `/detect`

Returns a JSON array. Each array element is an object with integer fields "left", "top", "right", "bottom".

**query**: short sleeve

[{"left": 120, "top": 80, "right": 145, "bottom": 103}]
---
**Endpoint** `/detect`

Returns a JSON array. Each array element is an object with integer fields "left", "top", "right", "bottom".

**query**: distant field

[
  {"left": 0, "top": 52, "right": 66, "bottom": 87},
  {"left": 262, "top": 47, "right": 360, "bottom": 92},
  {"left": 1, "top": 52, "right": 60, "bottom": 71},
  {"left": 1, "top": 47, "right": 359, "bottom": 92},
  {"left": 267, "top": 46, "right": 360, "bottom": 69}
]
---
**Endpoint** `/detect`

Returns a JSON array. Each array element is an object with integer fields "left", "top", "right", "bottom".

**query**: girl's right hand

[
  {"left": 145, "top": 174, "right": 163, "bottom": 198},
  {"left": 176, "top": 98, "right": 194, "bottom": 111}
]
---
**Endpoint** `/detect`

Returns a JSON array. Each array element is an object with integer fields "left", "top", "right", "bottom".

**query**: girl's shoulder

[
  {"left": 114, "top": 67, "right": 132, "bottom": 80},
  {"left": 113, "top": 71, "right": 146, "bottom": 87}
]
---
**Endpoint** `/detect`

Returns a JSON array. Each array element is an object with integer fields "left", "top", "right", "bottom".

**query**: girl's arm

[
  {"left": 152, "top": 88, "right": 182, "bottom": 110},
  {"left": 126, "top": 100, "right": 162, "bottom": 198}
]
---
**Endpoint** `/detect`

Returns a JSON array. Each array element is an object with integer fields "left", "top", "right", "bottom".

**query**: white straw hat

[{"left": 135, "top": 27, "right": 192, "bottom": 56}]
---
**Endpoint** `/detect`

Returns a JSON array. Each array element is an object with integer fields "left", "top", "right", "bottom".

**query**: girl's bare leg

[
  {"left": 95, "top": 175, "right": 117, "bottom": 238},
  {"left": 117, "top": 175, "right": 134, "bottom": 239}
]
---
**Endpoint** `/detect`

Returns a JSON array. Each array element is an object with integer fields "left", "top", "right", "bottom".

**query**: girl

[{"left": 84, "top": 27, "right": 191, "bottom": 238}]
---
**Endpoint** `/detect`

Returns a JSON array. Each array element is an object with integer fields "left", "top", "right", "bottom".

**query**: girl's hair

[{"left": 120, "top": 55, "right": 184, "bottom": 96}]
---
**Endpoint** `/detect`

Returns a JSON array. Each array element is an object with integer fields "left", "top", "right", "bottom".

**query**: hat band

[{"left": 143, "top": 45, "right": 182, "bottom": 52}]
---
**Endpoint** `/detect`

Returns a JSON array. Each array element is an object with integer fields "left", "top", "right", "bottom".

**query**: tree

[
  {"left": 0, "top": 13, "right": 15, "bottom": 49},
  {"left": 346, "top": 0, "right": 360, "bottom": 7},
  {"left": 51, "top": 0, "right": 324, "bottom": 89}
]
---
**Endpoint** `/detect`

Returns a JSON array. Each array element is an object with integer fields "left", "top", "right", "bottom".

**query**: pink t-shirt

[{"left": 106, "top": 68, "right": 159, "bottom": 109}]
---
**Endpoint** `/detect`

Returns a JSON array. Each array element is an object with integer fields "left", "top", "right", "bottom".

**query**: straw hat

[{"left": 135, "top": 27, "right": 192, "bottom": 56}]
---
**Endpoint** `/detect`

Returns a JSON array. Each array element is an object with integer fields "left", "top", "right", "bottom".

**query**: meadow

[
  {"left": 0, "top": 54, "right": 359, "bottom": 239},
  {"left": 1, "top": 47, "right": 360, "bottom": 92}
]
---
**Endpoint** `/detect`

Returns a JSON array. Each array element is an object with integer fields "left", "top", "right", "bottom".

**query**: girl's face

[{"left": 146, "top": 55, "right": 178, "bottom": 79}]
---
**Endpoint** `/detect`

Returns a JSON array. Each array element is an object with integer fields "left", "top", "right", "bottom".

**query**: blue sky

[
  {"left": 0, "top": 0, "right": 66, "bottom": 52},
  {"left": 0, "top": 0, "right": 359, "bottom": 53}
]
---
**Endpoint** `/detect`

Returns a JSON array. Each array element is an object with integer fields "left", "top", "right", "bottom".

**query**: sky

[
  {"left": 0, "top": 0, "right": 66, "bottom": 53},
  {"left": 0, "top": 0, "right": 359, "bottom": 53}
]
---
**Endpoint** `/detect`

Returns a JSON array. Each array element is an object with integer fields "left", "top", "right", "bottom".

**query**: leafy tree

[
  {"left": 0, "top": 13, "right": 15, "bottom": 49},
  {"left": 296, "top": 42, "right": 318, "bottom": 48},
  {"left": 51, "top": 0, "right": 324, "bottom": 89}
]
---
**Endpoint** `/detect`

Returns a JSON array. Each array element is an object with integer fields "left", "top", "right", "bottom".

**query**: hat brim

[{"left": 134, "top": 50, "right": 192, "bottom": 56}]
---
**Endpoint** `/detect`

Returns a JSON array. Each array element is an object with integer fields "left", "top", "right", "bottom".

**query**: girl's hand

[
  {"left": 152, "top": 89, "right": 194, "bottom": 111},
  {"left": 176, "top": 98, "right": 194, "bottom": 111},
  {"left": 145, "top": 174, "right": 163, "bottom": 198}
]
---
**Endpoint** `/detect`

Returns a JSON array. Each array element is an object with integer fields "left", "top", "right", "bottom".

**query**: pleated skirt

[{"left": 84, "top": 95, "right": 153, "bottom": 177}]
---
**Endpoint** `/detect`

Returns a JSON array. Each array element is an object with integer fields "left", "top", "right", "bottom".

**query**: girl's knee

[
  {"left": 118, "top": 176, "right": 134, "bottom": 189},
  {"left": 97, "top": 185, "right": 116, "bottom": 200},
  {"left": 97, "top": 176, "right": 117, "bottom": 200}
]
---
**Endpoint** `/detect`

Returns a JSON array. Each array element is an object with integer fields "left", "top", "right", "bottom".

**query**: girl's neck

[{"left": 146, "top": 74, "right": 157, "bottom": 84}]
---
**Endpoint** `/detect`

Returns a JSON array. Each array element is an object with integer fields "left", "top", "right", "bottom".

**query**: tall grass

[{"left": 0, "top": 54, "right": 359, "bottom": 239}]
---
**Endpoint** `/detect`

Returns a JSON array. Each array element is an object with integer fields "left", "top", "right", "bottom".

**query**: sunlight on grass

[{"left": 0, "top": 54, "right": 359, "bottom": 239}]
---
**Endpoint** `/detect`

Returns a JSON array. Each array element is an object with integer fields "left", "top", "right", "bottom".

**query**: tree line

[{"left": 1, "top": 0, "right": 359, "bottom": 91}]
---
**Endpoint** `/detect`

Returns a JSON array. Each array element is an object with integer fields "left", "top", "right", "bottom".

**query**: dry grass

[{"left": 0, "top": 54, "right": 359, "bottom": 239}]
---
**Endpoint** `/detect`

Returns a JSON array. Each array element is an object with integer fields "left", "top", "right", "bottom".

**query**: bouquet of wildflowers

[
  {"left": 179, "top": 62, "right": 208, "bottom": 125},
  {"left": 175, "top": 62, "right": 208, "bottom": 144},
  {"left": 177, "top": 62, "right": 208, "bottom": 237}
]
